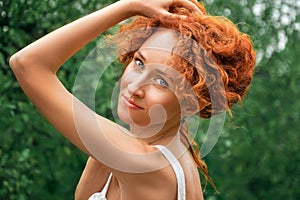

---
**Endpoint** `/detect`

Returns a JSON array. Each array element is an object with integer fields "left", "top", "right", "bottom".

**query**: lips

[{"left": 122, "top": 95, "right": 144, "bottom": 110}]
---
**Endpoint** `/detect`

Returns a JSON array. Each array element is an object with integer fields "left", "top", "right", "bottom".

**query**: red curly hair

[{"left": 114, "top": 0, "right": 256, "bottom": 191}]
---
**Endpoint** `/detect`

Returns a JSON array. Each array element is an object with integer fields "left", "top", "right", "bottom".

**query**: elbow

[
  {"left": 9, "top": 53, "right": 20, "bottom": 72},
  {"left": 10, "top": 50, "right": 55, "bottom": 78},
  {"left": 9, "top": 50, "right": 49, "bottom": 82},
  {"left": 9, "top": 50, "right": 32, "bottom": 75}
]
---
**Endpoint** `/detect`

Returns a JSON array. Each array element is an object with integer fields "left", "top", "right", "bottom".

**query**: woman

[{"left": 9, "top": 0, "right": 255, "bottom": 199}]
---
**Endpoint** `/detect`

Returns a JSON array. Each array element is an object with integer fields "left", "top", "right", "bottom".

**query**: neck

[
  {"left": 129, "top": 117, "right": 181, "bottom": 146},
  {"left": 129, "top": 119, "right": 189, "bottom": 161}
]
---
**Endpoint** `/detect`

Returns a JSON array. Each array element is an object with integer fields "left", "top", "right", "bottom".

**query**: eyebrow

[
  {"left": 156, "top": 69, "right": 177, "bottom": 84},
  {"left": 137, "top": 50, "right": 166, "bottom": 75},
  {"left": 155, "top": 69, "right": 166, "bottom": 76},
  {"left": 136, "top": 50, "right": 175, "bottom": 82},
  {"left": 136, "top": 51, "right": 147, "bottom": 62}
]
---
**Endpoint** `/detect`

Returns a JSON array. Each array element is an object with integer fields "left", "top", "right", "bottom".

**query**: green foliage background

[{"left": 1, "top": 0, "right": 299, "bottom": 199}]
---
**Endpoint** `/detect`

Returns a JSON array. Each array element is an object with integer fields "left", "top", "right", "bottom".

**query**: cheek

[
  {"left": 119, "top": 78, "right": 126, "bottom": 91},
  {"left": 150, "top": 90, "right": 181, "bottom": 117},
  {"left": 120, "top": 71, "right": 128, "bottom": 89},
  {"left": 165, "top": 97, "right": 181, "bottom": 116},
  {"left": 119, "top": 64, "right": 131, "bottom": 88},
  {"left": 117, "top": 96, "right": 128, "bottom": 123}
]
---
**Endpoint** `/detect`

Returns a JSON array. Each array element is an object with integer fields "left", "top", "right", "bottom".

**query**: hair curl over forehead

[{"left": 116, "top": 0, "right": 256, "bottom": 118}]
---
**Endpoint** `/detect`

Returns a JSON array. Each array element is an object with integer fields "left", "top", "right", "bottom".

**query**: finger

[
  {"left": 159, "top": 11, "right": 193, "bottom": 22},
  {"left": 172, "top": 0, "right": 203, "bottom": 16}
]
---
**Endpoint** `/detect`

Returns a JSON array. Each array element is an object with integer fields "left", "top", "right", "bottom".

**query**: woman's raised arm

[{"left": 9, "top": 0, "right": 140, "bottom": 154}]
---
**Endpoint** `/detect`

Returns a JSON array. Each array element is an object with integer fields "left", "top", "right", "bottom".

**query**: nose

[{"left": 127, "top": 80, "right": 145, "bottom": 98}]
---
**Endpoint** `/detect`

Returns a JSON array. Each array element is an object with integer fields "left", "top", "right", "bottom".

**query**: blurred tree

[
  {"left": 0, "top": 0, "right": 299, "bottom": 199},
  {"left": 201, "top": 0, "right": 300, "bottom": 199}
]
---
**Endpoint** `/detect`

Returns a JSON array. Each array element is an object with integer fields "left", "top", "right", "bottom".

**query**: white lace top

[{"left": 88, "top": 145, "right": 186, "bottom": 200}]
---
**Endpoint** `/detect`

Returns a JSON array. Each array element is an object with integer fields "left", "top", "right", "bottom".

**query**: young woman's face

[{"left": 117, "top": 30, "right": 183, "bottom": 128}]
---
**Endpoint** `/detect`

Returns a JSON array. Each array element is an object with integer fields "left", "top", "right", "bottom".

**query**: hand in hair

[{"left": 124, "top": 0, "right": 202, "bottom": 20}]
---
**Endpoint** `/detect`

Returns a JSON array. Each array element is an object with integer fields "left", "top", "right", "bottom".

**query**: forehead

[
  {"left": 136, "top": 29, "right": 185, "bottom": 79},
  {"left": 139, "top": 29, "right": 178, "bottom": 60}
]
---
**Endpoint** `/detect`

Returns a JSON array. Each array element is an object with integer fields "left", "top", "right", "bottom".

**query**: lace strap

[{"left": 102, "top": 173, "right": 113, "bottom": 194}]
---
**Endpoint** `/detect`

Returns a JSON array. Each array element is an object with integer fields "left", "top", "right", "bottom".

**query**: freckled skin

[{"left": 118, "top": 30, "right": 183, "bottom": 128}]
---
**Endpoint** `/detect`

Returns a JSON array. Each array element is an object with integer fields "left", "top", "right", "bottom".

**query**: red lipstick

[{"left": 122, "top": 95, "right": 144, "bottom": 110}]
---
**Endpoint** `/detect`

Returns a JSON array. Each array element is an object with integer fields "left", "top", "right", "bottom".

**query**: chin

[{"left": 118, "top": 108, "right": 151, "bottom": 128}]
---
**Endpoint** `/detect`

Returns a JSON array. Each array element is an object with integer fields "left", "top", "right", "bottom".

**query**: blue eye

[
  {"left": 154, "top": 77, "right": 169, "bottom": 87},
  {"left": 135, "top": 59, "right": 144, "bottom": 70}
]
